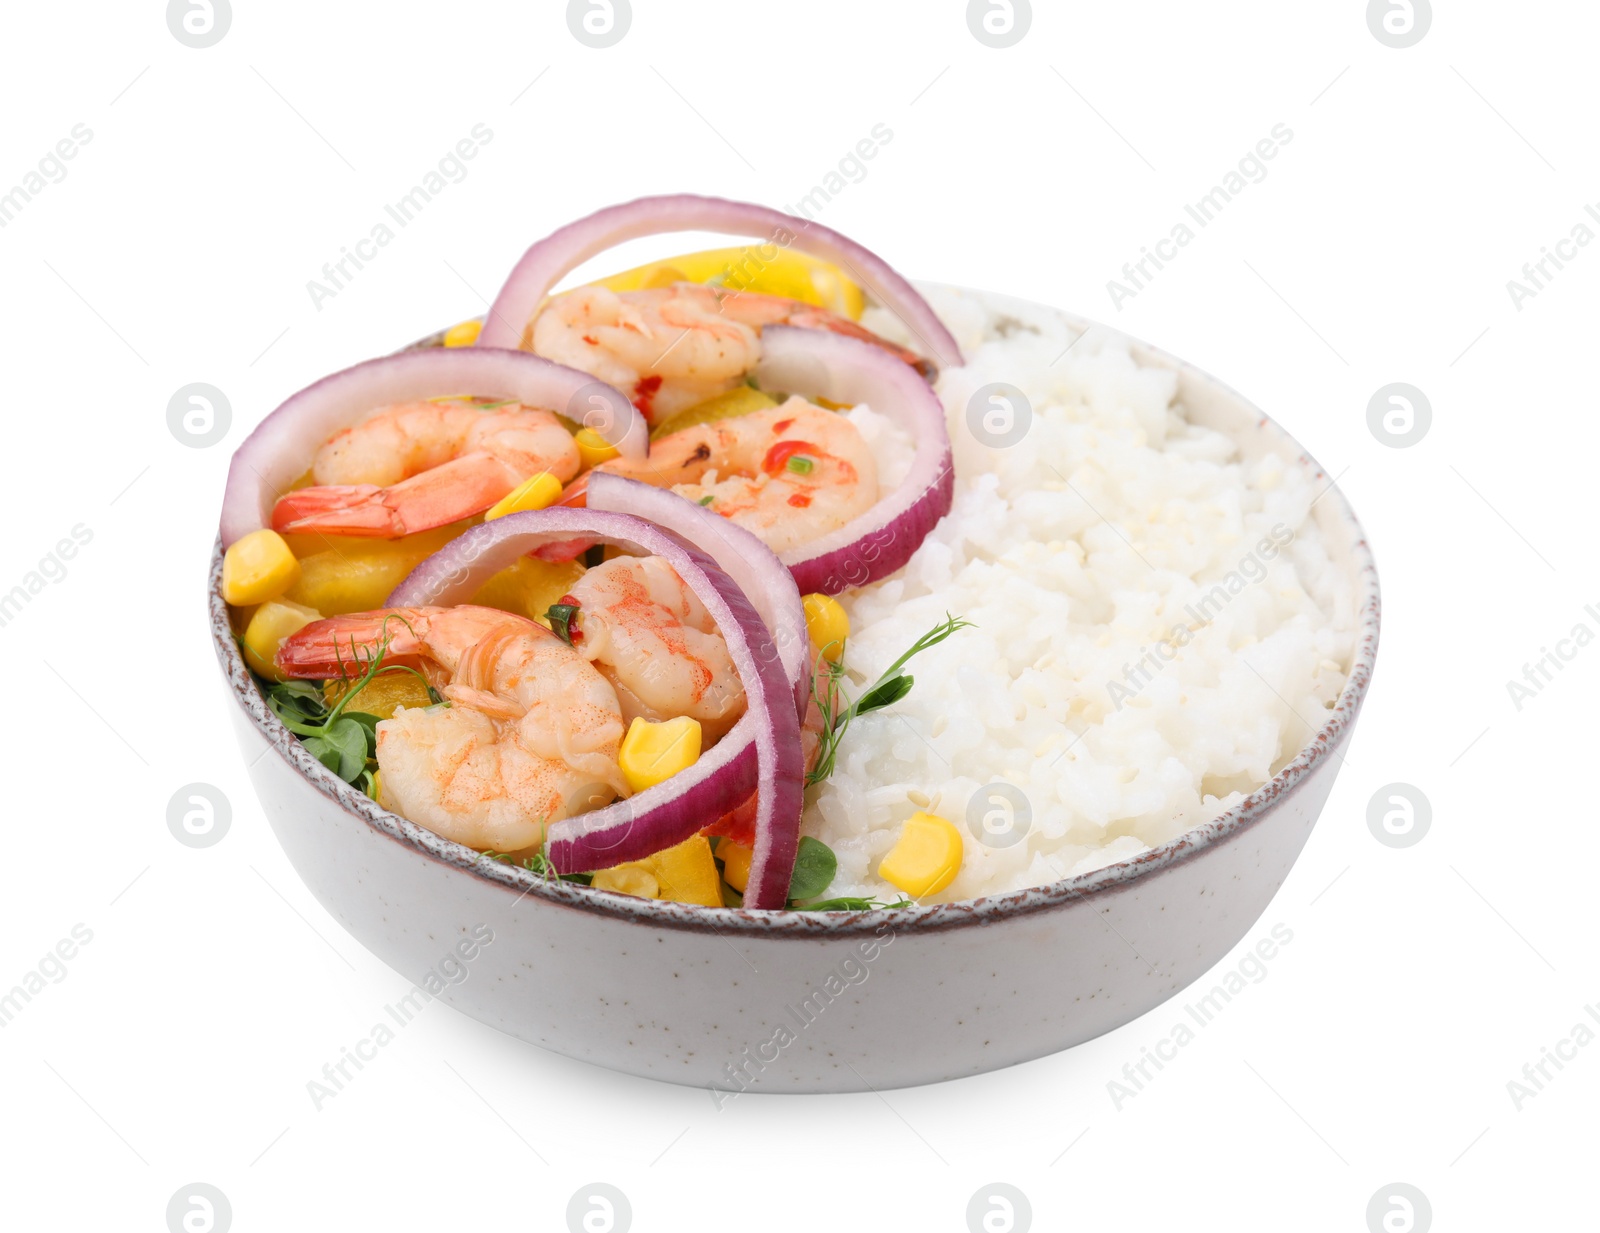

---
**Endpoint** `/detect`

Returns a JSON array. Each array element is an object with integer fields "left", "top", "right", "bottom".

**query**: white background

[{"left": 1, "top": 1, "right": 1594, "bottom": 1229}]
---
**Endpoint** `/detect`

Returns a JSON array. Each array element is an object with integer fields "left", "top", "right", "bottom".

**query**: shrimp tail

[
  {"left": 271, "top": 484, "right": 404, "bottom": 536},
  {"left": 272, "top": 453, "right": 523, "bottom": 538},
  {"left": 276, "top": 610, "right": 431, "bottom": 678},
  {"left": 783, "top": 306, "right": 936, "bottom": 377},
  {"left": 555, "top": 472, "right": 591, "bottom": 509}
]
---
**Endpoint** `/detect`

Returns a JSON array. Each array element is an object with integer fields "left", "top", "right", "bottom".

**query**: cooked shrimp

[
  {"left": 584, "top": 399, "right": 878, "bottom": 555},
  {"left": 530, "top": 282, "right": 928, "bottom": 425},
  {"left": 565, "top": 555, "right": 747, "bottom": 743},
  {"left": 271, "top": 401, "right": 580, "bottom": 537},
  {"left": 532, "top": 283, "right": 759, "bottom": 425},
  {"left": 277, "top": 604, "right": 627, "bottom": 853}
]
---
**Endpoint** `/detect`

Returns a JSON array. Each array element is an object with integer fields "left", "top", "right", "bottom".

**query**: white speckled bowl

[{"left": 213, "top": 289, "right": 1378, "bottom": 1093}]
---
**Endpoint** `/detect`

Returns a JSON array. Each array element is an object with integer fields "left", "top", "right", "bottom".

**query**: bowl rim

[{"left": 213, "top": 289, "right": 1379, "bottom": 938}]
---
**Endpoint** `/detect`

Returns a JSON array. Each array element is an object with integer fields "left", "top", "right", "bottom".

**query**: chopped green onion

[
  {"left": 786, "top": 455, "right": 815, "bottom": 475},
  {"left": 545, "top": 602, "right": 580, "bottom": 646}
]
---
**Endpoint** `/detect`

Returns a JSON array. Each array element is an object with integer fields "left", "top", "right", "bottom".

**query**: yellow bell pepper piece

[
  {"left": 283, "top": 525, "right": 459, "bottom": 616},
  {"left": 592, "top": 836, "right": 722, "bottom": 907},
  {"left": 323, "top": 673, "right": 435, "bottom": 720},
  {"left": 443, "top": 319, "right": 482, "bottom": 347},
  {"left": 243, "top": 599, "right": 322, "bottom": 681},
  {"left": 222, "top": 529, "right": 301, "bottom": 607},
  {"left": 591, "top": 864, "right": 661, "bottom": 898},
  {"left": 485, "top": 472, "right": 562, "bottom": 520},
  {"left": 574, "top": 427, "right": 620, "bottom": 469},
  {"left": 649, "top": 386, "right": 779, "bottom": 441},
  {"left": 719, "top": 840, "right": 753, "bottom": 894},
  {"left": 619, "top": 716, "right": 702, "bottom": 793},
  {"left": 649, "top": 836, "right": 722, "bottom": 906},
  {"left": 471, "top": 556, "right": 586, "bottom": 624},
  {"left": 801, "top": 593, "right": 850, "bottom": 663},
  {"left": 878, "top": 811, "right": 964, "bottom": 899},
  {"left": 594, "top": 246, "right": 865, "bottom": 320}
]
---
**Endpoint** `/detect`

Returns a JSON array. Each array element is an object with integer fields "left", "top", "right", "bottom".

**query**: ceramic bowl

[{"left": 212, "top": 288, "right": 1378, "bottom": 1094}]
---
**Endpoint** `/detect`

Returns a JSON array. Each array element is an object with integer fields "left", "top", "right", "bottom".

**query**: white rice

[{"left": 803, "top": 289, "right": 1354, "bottom": 903}]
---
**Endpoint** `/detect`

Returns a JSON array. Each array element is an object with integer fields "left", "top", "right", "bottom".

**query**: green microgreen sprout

[
  {"left": 264, "top": 614, "right": 443, "bottom": 786},
  {"left": 806, "top": 613, "right": 974, "bottom": 787}
]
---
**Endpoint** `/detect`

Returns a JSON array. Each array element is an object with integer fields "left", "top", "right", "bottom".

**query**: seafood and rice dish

[{"left": 218, "top": 195, "right": 1352, "bottom": 911}]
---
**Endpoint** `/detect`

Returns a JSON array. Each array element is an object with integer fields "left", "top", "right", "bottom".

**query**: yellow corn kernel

[
  {"left": 594, "top": 247, "right": 865, "bottom": 320},
  {"left": 801, "top": 593, "right": 850, "bottom": 663},
  {"left": 591, "top": 865, "right": 660, "bottom": 899},
  {"left": 323, "top": 673, "right": 435, "bottom": 720},
  {"left": 719, "top": 841, "right": 753, "bottom": 894},
  {"left": 222, "top": 529, "right": 301, "bottom": 607},
  {"left": 649, "top": 386, "right": 779, "bottom": 441},
  {"left": 243, "top": 599, "right": 322, "bottom": 681},
  {"left": 485, "top": 471, "right": 562, "bottom": 520},
  {"left": 619, "top": 716, "right": 702, "bottom": 793},
  {"left": 574, "top": 427, "right": 621, "bottom": 469},
  {"left": 443, "top": 319, "right": 482, "bottom": 348},
  {"left": 592, "top": 836, "right": 722, "bottom": 906},
  {"left": 877, "top": 811, "right": 963, "bottom": 899},
  {"left": 471, "top": 555, "right": 586, "bottom": 623}
]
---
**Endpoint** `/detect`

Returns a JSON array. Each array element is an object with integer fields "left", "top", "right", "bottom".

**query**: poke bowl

[{"left": 212, "top": 196, "right": 1377, "bottom": 1092}]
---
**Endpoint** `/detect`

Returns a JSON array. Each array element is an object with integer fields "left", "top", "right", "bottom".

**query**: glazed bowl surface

[{"left": 213, "top": 287, "right": 1378, "bottom": 1093}]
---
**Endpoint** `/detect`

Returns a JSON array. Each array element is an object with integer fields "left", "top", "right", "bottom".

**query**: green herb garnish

[
  {"left": 262, "top": 616, "right": 441, "bottom": 786},
  {"left": 790, "top": 896, "right": 912, "bottom": 912},
  {"left": 807, "top": 613, "right": 974, "bottom": 786},
  {"left": 521, "top": 848, "right": 593, "bottom": 885},
  {"left": 698, "top": 494, "right": 715, "bottom": 506},
  {"left": 481, "top": 847, "right": 593, "bottom": 885},
  {"left": 545, "top": 601, "right": 580, "bottom": 646},
  {"left": 786, "top": 455, "right": 815, "bottom": 475},
  {"left": 786, "top": 836, "right": 837, "bottom": 902}
]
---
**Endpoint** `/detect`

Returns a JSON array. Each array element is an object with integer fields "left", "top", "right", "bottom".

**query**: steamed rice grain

[{"left": 803, "top": 289, "right": 1353, "bottom": 903}]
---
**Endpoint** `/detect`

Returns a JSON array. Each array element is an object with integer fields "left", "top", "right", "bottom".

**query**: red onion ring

[
  {"left": 754, "top": 325, "right": 955, "bottom": 596},
  {"left": 219, "top": 349, "right": 645, "bottom": 547},
  {"left": 386, "top": 507, "right": 804, "bottom": 907},
  {"left": 477, "top": 193, "right": 963, "bottom": 370},
  {"left": 585, "top": 473, "right": 809, "bottom": 720}
]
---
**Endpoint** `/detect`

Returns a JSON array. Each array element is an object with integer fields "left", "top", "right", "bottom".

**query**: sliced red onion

[
  {"left": 585, "top": 473, "right": 809, "bottom": 720},
  {"left": 755, "top": 325, "right": 955, "bottom": 596},
  {"left": 386, "top": 507, "right": 803, "bottom": 907},
  {"left": 478, "top": 193, "right": 963, "bottom": 370},
  {"left": 219, "top": 348, "right": 644, "bottom": 547}
]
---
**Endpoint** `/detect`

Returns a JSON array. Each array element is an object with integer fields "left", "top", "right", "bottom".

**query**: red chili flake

[
  {"left": 633, "top": 374, "right": 663, "bottom": 416},
  {"left": 788, "top": 492, "right": 812, "bottom": 508},
  {"left": 762, "top": 438, "right": 816, "bottom": 475},
  {"left": 772, "top": 418, "right": 794, "bottom": 433},
  {"left": 582, "top": 334, "right": 599, "bottom": 346}
]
